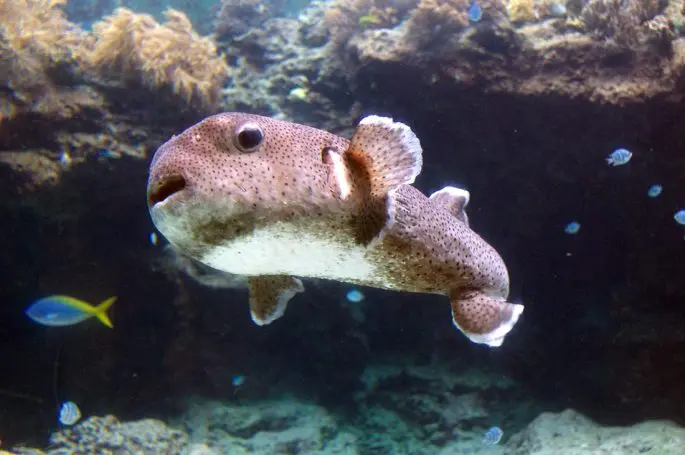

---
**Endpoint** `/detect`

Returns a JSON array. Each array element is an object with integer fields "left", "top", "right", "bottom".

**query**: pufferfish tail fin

[
  {"left": 92, "top": 296, "right": 117, "bottom": 328},
  {"left": 450, "top": 290, "right": 523, "bottom": 347},
  {"left": 343, "top": 116, "right": 423, "bottom": 245}
]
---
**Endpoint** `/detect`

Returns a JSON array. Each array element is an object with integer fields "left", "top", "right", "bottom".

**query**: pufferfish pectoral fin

[
  {"left": 345, "top": 116, "right": 424, "bottom": 246},
  {"left": 429, "top": 186, "right": 470, "bottom": 227},
  {"left": 248, "top": 275, "right": 305, "bottom": 326},
  {"left": 347, "top": 115, "right": 423, "bottom": 198},
  {"left": 450, "top": 290, "right": 524, "bottom": 347}
]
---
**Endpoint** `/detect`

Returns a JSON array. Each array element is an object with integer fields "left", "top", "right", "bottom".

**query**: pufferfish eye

[{"left": 234, "top": 122, "right": 264, "bottom": 153}]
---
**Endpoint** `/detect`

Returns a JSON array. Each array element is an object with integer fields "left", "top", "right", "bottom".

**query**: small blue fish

[
  {"left": 346, "top": 289, "right": 365, "bottom": 303},
  {"left": 482, "top": 426, "right": 503, "bottom": 446},
  {"left": 606, "top": 148, "right": 632, "bottom": 166},
  {"left": 25, "top": 295, "right": 116, "bottom": 328},
  {"left": 549, "top": 2, "right": 567, "bottom": 16},
  {"left": 468, "top": 2, "right": 483, "bottom": 22},
  {"left": 232, "top": 375, "right": 246, "bottom": 387},
  {"left": 564, "top": 221, "right": 581, "bottom": 235},
  {"left": 647, "top": 184, "right": 662, "bottom": 198},
  {"left": 58, "top": 150, "right": 72, "bottom": 169},
  {"left": 58, "top": 401, "right": 81, "bottom": 426},
  {"left": 674, "top": 209, "right": 685, "bottom": 226},
  {"left": 98, "top": 149, "right": 118, "bottom": 159}
]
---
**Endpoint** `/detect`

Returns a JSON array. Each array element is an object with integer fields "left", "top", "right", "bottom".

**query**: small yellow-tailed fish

[{"left": 25, "top": 295, "right": 116, "bottom": 328}]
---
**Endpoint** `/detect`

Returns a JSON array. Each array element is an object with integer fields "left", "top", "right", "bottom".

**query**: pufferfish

[{"left": 147, "top": 113, "right": 524, "bottom": 347}]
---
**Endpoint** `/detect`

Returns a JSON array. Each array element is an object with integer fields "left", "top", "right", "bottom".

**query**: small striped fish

[
  {"left": 647, "top": 184, "right": 662, "bottom": 198},
  {"left": 606, "top": 148, "right": 632, "bottom": 166},
  {"left": 674, "top": 209, "right": 685, "bottom": 226},
  {"left": 58, "top": 401, "right": 81, "bottom": 426},
  {"left": 482, "top": 426, "right": 503, "bottom": 446}
]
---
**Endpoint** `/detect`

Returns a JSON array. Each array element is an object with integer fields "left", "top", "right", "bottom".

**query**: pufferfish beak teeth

[{"left": 148, "top": 174, "right": 187, "bottom": 207}]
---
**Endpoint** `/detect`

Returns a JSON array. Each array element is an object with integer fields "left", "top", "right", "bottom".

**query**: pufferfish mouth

[{"left": 147, "top": 174, "right": 187, "bottom": 207}]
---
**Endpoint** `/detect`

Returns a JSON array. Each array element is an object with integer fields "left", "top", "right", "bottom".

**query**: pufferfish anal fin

[
  {"left": 429, "top": 186, "right": 470, "bottom": 227},
  {"left": 450, "top": 290, "right": 524, "bottom": 347},
  {"left": 345, "top": 116, "right": 423, "bottom": 246},
  {"left": 248, "top": 275, "right": 305, "bottom": 326}
]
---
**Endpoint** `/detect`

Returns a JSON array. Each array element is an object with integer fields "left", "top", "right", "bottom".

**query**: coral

[
  {"left": 506, "top": 0, "right": 536, "bottom": 23},
  {"left": 322, "top": 0, "right": 412, "bottom": 45},
  {"left": 644, "top": 15, "right": 677, "bottom": 43},
  {"left": 580, "top": 0, "right": 664, "bottom": 47},
  {"left": 0, "top": 150, "right": 61, "bottom": 193},
  {"left": 215, "top": 0, "right": 271, "bottom": 41},
  {"left": 91, "top": 8, "right": 230, "bottom": 110},
  {"left": 0, "top": 0, "right": 89, "bottom": 69},
  {"left": 320, "top": 0, "right": 509, "bottom": 53},
  {"left": 219, "top": 13, "right": 357, "bottom": 130},
  {"left": 410, "top": 0, "right": 470, "bottom": 29},
  {"left": 403, "top": 0, "right": 471, "bottom": 49},
  {"left": 664, "top": 0, "right": 685, "bottom": 33},
  {"left": 341, "top": 0, "right": 684, "bottom": 104},
  {"left": 0, "top": 0, "right": 99, "bottom": 121},
  {"left": 56, "top": 125, "right": 149, "bottom": 161},
  {"left": 46, "top": 415, "right": 188, "bottom": 453}
]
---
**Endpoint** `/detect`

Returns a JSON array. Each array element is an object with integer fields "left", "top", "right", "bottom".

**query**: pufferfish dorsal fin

[
  {"left": 344, "top": 116, "right": 423, "bottom": 246},
  {"left": 429, "top": 186, "right": 470, "bottom": 227},
  {"left": 248, "top": 275, "right": 304, "bottom": 325}
]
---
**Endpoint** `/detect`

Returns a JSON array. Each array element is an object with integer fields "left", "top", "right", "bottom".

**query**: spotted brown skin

[
  {"left": 147, "top": 113, "right": 522, "bottom": 346},
  {"left": 148, "top": 113, "right": 351, "bottom": 214},
  {"left": 369, "top": 185, "right": 509, "bottom": 296},
  {"left": 148, "top": 113, "right": 359, "bottom": 260}
]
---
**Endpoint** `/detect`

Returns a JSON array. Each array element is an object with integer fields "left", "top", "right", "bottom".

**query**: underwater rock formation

[
  {"left": 11, "top": 399, "right": 685, "bottom": 454},
  {"left": 343, "top": 20, "right": 685, "bottom": 105},
  {"left": 12, "top": 415, "right": 189, "bottom": 454},
  {"left": 317, "top": 0, "right": 685, "bottom": 105},
  {"left": 177, "top": 399, "right": 354, "bottom": 454},
  {"left": 508, "top": 409, "right": 685, "bottom": 454}
]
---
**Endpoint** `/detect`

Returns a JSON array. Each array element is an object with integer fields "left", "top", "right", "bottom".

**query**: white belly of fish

[{"left": 200, "top": 221, "right": 377, "bottom": 281}]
